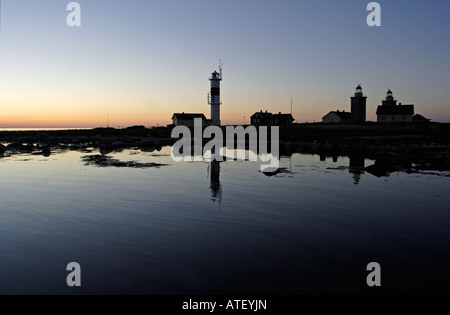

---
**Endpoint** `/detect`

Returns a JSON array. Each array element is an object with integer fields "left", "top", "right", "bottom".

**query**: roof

[
  {"left": 272, "top": 113, "right": 294, "bottom": 119},
  {"left": 376, "top": 105, "right": 414, "bottom": 116},
  {"left": 413, "top": 114, "right": 430, "bottom": 121},
  {"left": 251, "top": 111, "right": 273, "bottom": 118},
  {"left": 172, "top": 113, "right": 207, "bottom": 120},
  {"left": 324, "top": 111, "right": 351, "bottom": 120}
]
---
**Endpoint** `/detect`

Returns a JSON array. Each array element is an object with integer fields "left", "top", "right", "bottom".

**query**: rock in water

[{"left": 41, "top": 147, "right": 51, "bottom": 157}]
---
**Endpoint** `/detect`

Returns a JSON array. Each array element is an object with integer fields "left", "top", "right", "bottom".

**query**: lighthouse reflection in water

[{"left": 209, "top": 160, "right": 222, "bottom": 204}]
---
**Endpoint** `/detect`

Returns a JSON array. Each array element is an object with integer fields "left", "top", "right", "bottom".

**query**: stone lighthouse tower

[
  {"left": 351, "top": 84, "right": 367, "bottom": 123},
  {"left": 208, "top": 63, "right": 223, "bottom": 126}
]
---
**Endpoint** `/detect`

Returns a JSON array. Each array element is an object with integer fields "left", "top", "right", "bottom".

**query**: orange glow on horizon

[
  {"left": 0, "top": 95, "right": 447, "bottom": 128},
  {"left": 1, "top": 110, "right": 448, "bottom": 129}
]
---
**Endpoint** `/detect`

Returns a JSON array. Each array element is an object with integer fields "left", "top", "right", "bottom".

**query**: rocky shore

[
  {"left": 0, "top": 126, "right": 175, "bottom": 157},
  {"left": 1, "top": 123, "right": 449, "bottom": 172}
]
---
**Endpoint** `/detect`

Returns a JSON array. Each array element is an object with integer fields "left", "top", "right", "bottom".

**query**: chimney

[
  {"left": 265, "top": 110, "right": 267, "bottom": 113},
  {"left": 279, "top": 112, "right": 281, "bottom": 114},
  {"left": 399, "top": 103, "right": 402, "bottom": 106}
]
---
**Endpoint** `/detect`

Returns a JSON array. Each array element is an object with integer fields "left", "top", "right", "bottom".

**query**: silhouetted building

[
  {"left": 172, "top": 113, "right": 209, "bottom": 127},
  {"left": 250, "top": 110, "right": 294, "bottom": 126},
  {"left": 376, "top": 90, "right": 414, "bottom": 122},
  {"left": 350, "top": 85, "right": 367, "bottom": 123},
  {"left": 322, "top": 110, "right": 351, "bottom": 123},
  {"left": 251, "top": 110, "right": 273, "bottom": 125},
  {"left": 208, "top": 65, "right": 223, "bottom": 126},
  {"left": 321, "top": 85, "right": 366, "bottom": 124},
  {"left": 271, "top": 112, "right": 294, "bottom": 126},
  {"left": 413, "top": 114, "right": 430, "bottom": 123}
]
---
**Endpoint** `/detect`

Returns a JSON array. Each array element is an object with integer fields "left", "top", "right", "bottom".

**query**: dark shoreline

[{"left": 1, "top": 122, "right": 449, "bottom": 172}]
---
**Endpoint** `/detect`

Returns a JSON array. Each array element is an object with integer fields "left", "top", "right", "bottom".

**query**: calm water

[{"left": 0, "top": 147, "right": 449, "bottom": 294}]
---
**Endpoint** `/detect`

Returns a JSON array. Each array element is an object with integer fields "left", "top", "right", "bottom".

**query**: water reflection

[
  {"left": 1, "top": 145, "right": 449, "bottom": 294},
  {"left": 198, "top": 147, "right": 450, "bottom": 200},
  {"left": 349, "top": 155, "right": 365, "bottom": 185},
  {"left": 2, "top": 144, "right": 449, "bottom": 185},
  {"left": 208, "top": 160, "right": 222, "bottom": 205},
  {"left": 81, "top": 154, "right": 168, "bottom": 168},
  {"left": 365, "top": 155, "right": 413, "bottom": 177}
]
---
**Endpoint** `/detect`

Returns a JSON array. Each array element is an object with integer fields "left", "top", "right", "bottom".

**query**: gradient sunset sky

[{"left": 0, "top": 0, "right": 449, "bottom": 128}]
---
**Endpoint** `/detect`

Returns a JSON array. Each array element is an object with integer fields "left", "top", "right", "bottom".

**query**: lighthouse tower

[
  {"left": 208, "top": 63, "right": 223, "bottom": 126},
  {"left": 350, "top": 84, "right": 367, "bottom": 123}
]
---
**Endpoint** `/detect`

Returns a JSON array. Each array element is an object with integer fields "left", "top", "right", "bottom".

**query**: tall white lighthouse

[{"left": 208, "top": 63, "right": 223, "bottom": 126}]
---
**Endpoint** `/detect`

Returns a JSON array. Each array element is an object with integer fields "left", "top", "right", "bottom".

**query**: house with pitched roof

[
  {"left": 322, "top": 110, "right": 352, "bottom": 123},
  {"left": 250, "top": 110, "right": 294, "bottom": 126},
  {"left": 172, "top": 113, "right": 210, "bottom": 127},
  {"left": 376, "top": 90, "right": 415, "bottom": 122}
]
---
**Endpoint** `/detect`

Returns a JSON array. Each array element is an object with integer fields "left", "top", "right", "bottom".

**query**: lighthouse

[
  {"left": 350, "top": 84, "right": 367, "bottom": 123},
  {"left": 208, "top": 63, "right": 223, "bottom": 126}
]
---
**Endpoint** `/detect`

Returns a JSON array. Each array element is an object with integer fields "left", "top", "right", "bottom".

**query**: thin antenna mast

[{"left": 291, "top": 97, "right": 293, "bottom": 115}]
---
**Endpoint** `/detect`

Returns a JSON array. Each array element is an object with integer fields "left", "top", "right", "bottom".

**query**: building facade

[
  {"left": 271, "top": 112, "right": 295, "bottom": 126},
  {"left": 250, "top": 110, "right": 273, "bottom": 125},
  {"left": 172, "top": 113, "right": 209, "bottom": 127},
  {"left": 322, "top": 110, "right": 351, "bottom": 123},
  {"left": 321, "top": 85, "right": 366, "bottom": 124},
  {"left": 250, "top": 110, "right": 294, "bottom": 126},
  {"left": 376, "top": 90, "right": 414, "bottom": 122}
]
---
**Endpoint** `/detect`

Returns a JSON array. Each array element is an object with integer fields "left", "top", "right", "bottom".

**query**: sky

[{"left": 0, "top": 0, "right": 449, "bottom": 128}]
